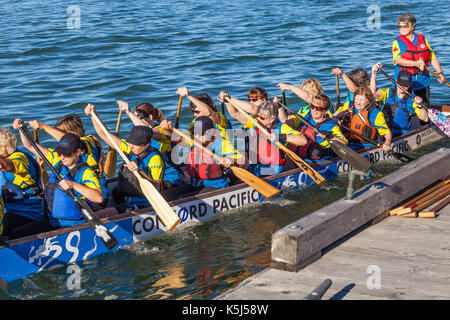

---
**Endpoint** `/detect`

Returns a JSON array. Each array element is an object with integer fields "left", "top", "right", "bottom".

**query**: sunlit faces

[
  {"left": 256, "top": 113, "right": 275, "bottom": 128},
  {"left": 310, "top": 99, "right": 328, "bottom": 121},
  {"left": 129, "top": 143, "right": 150, "bottom": 157},
  {"left": 248, "top": 95, "right": 266, "bottom": 107},
  {"left": 58, "top": 149, "right": 81, "bottom": 168},
  {"left": 354, "top": 94, "right": 369, "bottom": 111},
  {"left": 398, "top": 23, "right": 413, "bottom": 36}
]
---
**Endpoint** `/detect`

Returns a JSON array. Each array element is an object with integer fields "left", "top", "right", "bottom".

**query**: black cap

[
  {"left": 126, "top": 125, "right": 153, "bottom": 146},
  {"left": 55, "top": 133, "right": 83, "bottom": 156},
  {"left": 397, "top": 70, "right": 413, "bottom": 87},
  {"left": 190, "top": 116, "right": 215, "bottom": 135}
]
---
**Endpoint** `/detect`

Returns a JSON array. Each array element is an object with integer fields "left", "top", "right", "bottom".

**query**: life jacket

[
  {"left": 251, "top": 121, "right": 286, "bottom": 166},
  {"left": 342, "top": 105, "right": 378, "bottom": 142},
  {"left": 44, "top": 162, "right": 90, "bottom": 225},
  {"left": 381, "top": 88, "right": 417, "bottom": 131},
  {"left": 296, "top": 114, "right": 331, "bottom": 160},
  {"left": 185, "top": 144, "right": 224, "bottom": 181},
  {"left": 0, "top": 198, "right": 4, "bottom": 236},
  {"left": 397, "top": 33, "right": 431, "bottom": 75},
  {"left": 117, "top": 147, "right": 164, "bottom": 197},
  {"left": 1, "top": 150, "right": 42, "bottom": 203}
]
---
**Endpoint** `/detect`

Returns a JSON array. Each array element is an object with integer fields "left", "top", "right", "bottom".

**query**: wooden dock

[
  {"left": 218, "top": 148, "right": 450, "bottom": 300},
  {"left": 218, "top": 198, "right": 450, "bottom": 300}
]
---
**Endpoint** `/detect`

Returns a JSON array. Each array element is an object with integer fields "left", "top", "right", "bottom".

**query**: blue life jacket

[
  {"left": 0, "top": 150, "right": 43, "bottom": 220},
  {"left": 381, "top": 88, "right": 417, "bottom": 134},
  {"left": 44, "top": 162, "right": 91, "bottom": 227},
  {"left": 117, "top": 147, "right": 165, "bottom": 208}
]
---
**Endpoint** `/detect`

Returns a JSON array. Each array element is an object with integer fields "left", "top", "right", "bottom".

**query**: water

[{"left": 1, "top": 0, "right": 449, "bottom": 299}]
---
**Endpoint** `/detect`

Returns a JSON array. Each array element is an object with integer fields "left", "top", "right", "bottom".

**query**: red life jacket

[
  {"left": 296, "top": 116, "right": 330, "bottom": 160},
  {"left": 397, "top": 33, "right": 431, "bottom": 75},
  {"left": 251, "top": 123, "right": 286, "bottom": 166},
  {"left": 342, "top": 105, "right": 378, "bottom": 142},
  {"left": 185, "top": 145, "right": 224, "bottom": 180}
]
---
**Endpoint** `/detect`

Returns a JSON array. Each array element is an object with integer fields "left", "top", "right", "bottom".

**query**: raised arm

[
  {"left": 370, "top": 62, "right": 383, "bottom": 99},
  {"left": 84, "top": 104, "right": 122, "bottom": 149},
  {"left": 332, "top": 68, "right": 358, "bottom": 94},
  {"left": 28, "top": 120, "right": 65, "bottom": 141},
  {"left": 12, "top": 118, "right": 49, "bottom": 159},
  {"left": 277, "top": 83, "right": 314, "bottom": 104},
  {"left": 217, "top": 91, "right": 249, "bottom": 126},
  {"left": 177, "top": 87, "right": 221, "bottom": 125}
]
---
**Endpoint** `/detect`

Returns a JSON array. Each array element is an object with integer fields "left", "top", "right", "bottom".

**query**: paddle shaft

[
  {"left": 378, "top": 68, "right": 428, "bottom": 110},
  {"left": 90, "top": 111, "right": 180, "bottom": 231},
  {"left": 336, "top": 74, "right": 341, "bottom": 107},
  {"left": 225, "top": 96, "right": 326, "bottom": 185},
  {"left": 171, "top": 128, "right": 280, "bottom": 199},
  {"left": 280, "top": 103, "right": 371, "bottom": 172},
  {"left": 33, "top": 128, "right": 49, "bottom": 187},
  {"left": 425, "top": 66, "right": 450, "bottom": 87},
  {"left": 175, "top": 95, "right": 183, "bottom": 128},
  {"left": 19, "top": 126, "right": 118, "bottom": 250},
  {"left": 104, "top": 110, "right": 123, "bottom": 178}
]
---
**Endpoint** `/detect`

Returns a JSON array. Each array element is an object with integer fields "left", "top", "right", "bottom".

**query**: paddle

[
  {"left": 379, "top": 67, "right": 450, "bottom": 138},
  {"left": 172, "top": 127, "right": 280, "bottom": 199},
  {"left": 280, "top": 104, "right": 372, "bottom": 172},
  {"left": 104, "top": 110, "right": 123, "bottom": 178},
  {"left": 33, "top": 128, "right": 49, "bottom": 188},
  {"left": 224, "top": 96, "right": 326, "bottom": 185},
  {"left": 18, "top": 126, "right": 118, "bottom": 250},
  {"left": 334, "top": 120, "right": 413, "bottom": 163},
  {"left": 89, "top": 111, "right": 180, "bottom": 231},
  {"left": 424, "top": 64, "right": 450, "bottom": 88},
  {"left": 0, "top": 276, "right": 7, "bottom": 295},
  {"left": 174, "top": 95, "right": 183, "bottom": 129},
  {"left": 335, "top": 74, "right": 341, "bottom": 109}
]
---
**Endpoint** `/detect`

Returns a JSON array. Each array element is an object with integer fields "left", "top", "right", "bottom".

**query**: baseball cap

[
  {"left": 126, "top": 125, "right": 153, "bottom": 146},
  {"left": 190, "top": 116, "right": 215, "bottom": 135},
  {"left": 55, "top": 133, "right": 83, "bottom": 156},
  {"left": 397, "top": 70, "right": 413, "bottom": 87}
]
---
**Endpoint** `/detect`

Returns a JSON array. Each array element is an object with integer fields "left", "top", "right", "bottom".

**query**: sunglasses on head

[{"left": 310, "top": 104, "right": 327, "bottom": 111}]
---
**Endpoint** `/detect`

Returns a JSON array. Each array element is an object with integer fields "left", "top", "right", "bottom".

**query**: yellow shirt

[{"left": 119, "top": 140, "right": 164, "bottom": 181}]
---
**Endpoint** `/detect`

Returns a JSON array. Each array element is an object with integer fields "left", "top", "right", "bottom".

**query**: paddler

[
  {"left": 117, "top": 100, "right": 182, "bottom": 189},
  {"left": 332, "top": 86, "right": 392, "bottom": 152},
  {"left": 218, "top": 93, "right": 307, "bottom": 177},
  {"left": 392, "top": 13, "right": 446, "bottom": 104},
  {"left": 180, "top": 116, "right": 245, "bottom": 193},
  {"left": 370, "top": 63, "right": 429, "bottom": 136},
  {"left": 85, "top": 103, "right": 168, "bottom": 211},
  {"left": 331, "top": 67, "right": 370, "bottom": 109},
  {"left": 285, "top": 94, "right": 348, "bottom": 163},
  {"left": 28, "top": 114, "right": 109, "bottom": 208},
  {"left": 0, "top": 127, "right": 43, "bottom": 238},
  {"left": 10, "top": 119, "right": 103, "bottom": 239}
]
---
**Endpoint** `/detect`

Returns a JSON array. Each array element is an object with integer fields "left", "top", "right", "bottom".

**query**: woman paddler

[
  {"left": 85, "top": 104, "right": 166, "bottom": 211},
  {"left": 28, "top": 114, "right": 109, "bottom": 208},
  {"left": 0, "top": 127, "right": 43, "bottom": 238},
  {"left": 285, "top": 94, "right": 348, "bottom": 163},
  {"left": 332, "top": 86, "right": 392, "bottom": 152},
  {"left": 370, "top": 62, "right": 429, "bottom": 136},
  {"left": 10, "top": 119, "right": 103, "bottom": 239},
  {"left": 117, "top": 100, "right": 182, "bottom": 189},
  {"left": 180, "top": 116, "right": 244, "bottom": 193},
  {"left": 218, "top": 92, "right": 307, "bottom": 177}
]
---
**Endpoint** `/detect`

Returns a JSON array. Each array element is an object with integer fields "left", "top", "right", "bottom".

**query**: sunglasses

[
  {"left": 310, "top": 104, "right": 327, "bottom": 111},
  {"left": 256, "top": 114, "right": 267, "bottom": 121},
  {"left": 398, "top": 24, "right": 411, "bottom": 29},
  {"left": 248, "top": 97, "right": 261, "bottom": 102}
]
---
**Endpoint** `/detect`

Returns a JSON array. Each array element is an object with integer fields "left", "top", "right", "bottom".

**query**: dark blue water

[{"left": 1, "top": 0, "right": 449, "bottom": 299}]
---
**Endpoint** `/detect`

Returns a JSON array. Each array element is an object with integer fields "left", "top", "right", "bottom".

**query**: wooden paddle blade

[
  {"left": 0, "top": 276, "right": 8, "bottom": 295},
  {"left": 279, "top": 144, "right": 327, "bottom": 185},
  {"left": 136, "top": 174, "right": 181, "bottom": 231},
  {"left": 329, "top": 140, "right": 371, "bottom": 173},
  {"left": 230, "top": 166, "right": 280, "bottom": 199},
  {"left": 104, "top": 148, "right": 117, "bottom": 178}
]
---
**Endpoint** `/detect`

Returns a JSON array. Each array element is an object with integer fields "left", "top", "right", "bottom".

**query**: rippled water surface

[{"left": 0, "top": 0, "right": 449, "bottom": 299}]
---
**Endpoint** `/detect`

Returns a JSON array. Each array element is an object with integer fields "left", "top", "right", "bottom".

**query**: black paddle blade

[
  {"left": 76, "top": 198, "right": 119, "bottom": 250},
  {"left": 330, "top": 140, "right": 372, "bottom": 172}
]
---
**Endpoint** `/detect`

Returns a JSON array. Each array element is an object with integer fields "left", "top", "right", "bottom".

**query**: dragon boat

[{"left": 0, "top": 121, "right": 447, "bottom": 285}]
